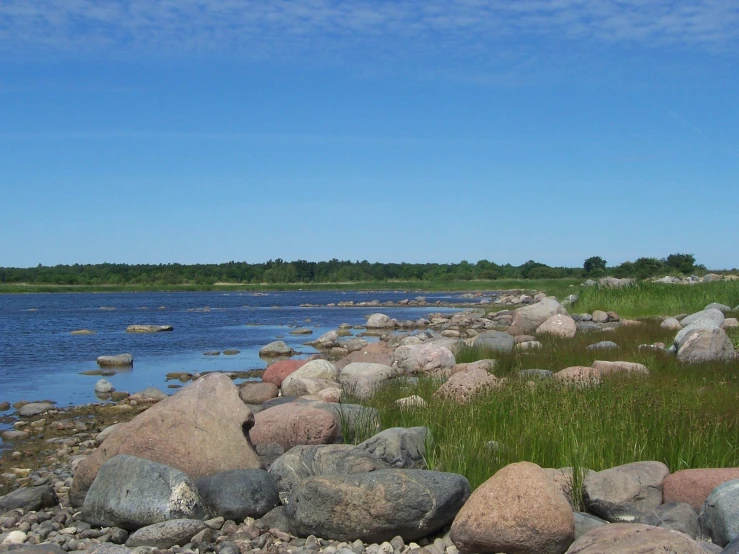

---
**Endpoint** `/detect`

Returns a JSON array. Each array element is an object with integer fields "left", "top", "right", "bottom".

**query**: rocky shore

[{"left": 2, "top": 293, "right": 739, "bottom": 554}]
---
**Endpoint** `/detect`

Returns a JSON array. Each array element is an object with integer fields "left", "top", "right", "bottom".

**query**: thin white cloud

[{"left": 0, "top": 0, "right": 737, "bottom": 62}]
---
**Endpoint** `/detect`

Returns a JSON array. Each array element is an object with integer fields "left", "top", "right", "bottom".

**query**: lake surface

[{"left": 0, "top": 291, "right": 465, "bottom": 411}]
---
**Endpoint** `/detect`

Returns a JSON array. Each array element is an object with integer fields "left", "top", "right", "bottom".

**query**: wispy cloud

[{"left": 1, "top": 0, "right": 737, "bottom": 62}]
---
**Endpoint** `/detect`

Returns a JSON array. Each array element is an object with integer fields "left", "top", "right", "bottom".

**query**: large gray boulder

[
  {"left": 357, "top": 427, "right": 428, "bottom": 469},
  {"left": 676, "top": 309, "right": 725, "bottom": 345},
  {"left": 281, "top": 360, "right": 338, "bottom": 393},
  {"left": 258, "top": 341, "right": 295, "bottom": 357},
  {"left": 82, "top": 455, "right": 207, "bottom": 530},
  {"left": 641, "top": 501, "right": 699, "bottom": 538},
  {"left": 366, "top": 314, "right": 394, "bottom": 328},
  {"left": 677, "top": 328, "right": 735, "bottom": 363},
  {"left": 195, "top": 469, "right": 279, "bottom": 521},
  {"left": 392, "top": 343, "right": 456, "bottom": 377},
  {"left": 508, "top": 298, "right": 567, "bottom": 336},
  {"left": 18, "top": 402, "right": 55, "bottom": 417},
  {"left": 0, "top": 484, "right": 58, "bottom": 512},
  {"left": 700, "top": 479, "right": 739, "bottom": 547},
  {"left": 269, "top": 444, "right": 389, "bottom": 500},
  {"left": 473, "top": 331, "right": 515, "bottom": 353},
  {"left": 97, "top": 354, "right": 133, "bottom": 367},
  {"left": 70, "top": 374, "right": 260, "bottom": 507},
  {"left": 583, "top": 461, "right": 670, "bottom": 523},
  {"left": 125, "top": 519, "right": 207, "bottom": 549},
  {"left": 286, "top": 470, "right": 470, "bottom": 542},
  {"left": 339, "top": 362, "right": 396, "bottom": 398}
]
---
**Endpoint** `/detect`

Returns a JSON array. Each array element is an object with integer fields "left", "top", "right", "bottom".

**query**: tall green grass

[
  {"left": 575, "top": 281, "right": 739, "bottom": 318},
  {"left": 347, "top": 321, "right": 739, "bottom": 490}
]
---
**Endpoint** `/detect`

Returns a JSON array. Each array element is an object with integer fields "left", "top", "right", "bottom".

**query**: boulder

[
  {"left": 97, "top": 354, "right": 133, "bottom": 367},
  {"left": 573, "top": 512, "right": 607, "bottom": 540},
  {"left": 339, "top": 362, "right": 396, "bottom": 398},
  {"left": 95, "top": 379, "right": 115, "bottom": 394},
  {"left": 705, "top": 303, "right": 732, "bottom": 313},
  {"left": 641, "top": 502, "right": 699, "bottom": 538},
  {"left": 591, "top": 360, "right": 649, "bottom": 377},
  {"left": 517, "top": 368, "right": 553, "bottom": 380},
  {"left": 508, "top": 298, "right": 568, "bottom": 336},
  {"left": 565, "top": 523, "right": 705, "bottom": 553},
  {"left": 125, "top": 519, "right": 207, "bottom": 549},
  {"left": 724, "top": 318, "right": 739, "bottom": 328},
  {"left": 335, "top": 342, "right": 394, "bottom": 370},
  {"left": 699, "top": 479, "right": 739, "bottom": 547},
  {"left": 306, "top": 330, "right": 340, "bottom": 349},
  {"left": 282, "top": 377, "right": 341, "bottom": 398},
  {"left": 537, "top": 314, "right": 577, "bottom": 339},
  {"left": 598, "top": 277, "right": 634, "bottom": 288},
  {"left": 269, "top": 444, "right": 389, "bottom": 500},
  {"left": 70, "top": 374, "right": 261, "bottom": 507},
  {"left": 262, "top": 359, "right": 306, "bottom": 387},
  {"left": 287, "top": 469, "right": 470, "bottom": 543},
  {"left": 357, "top": 427, "right": 428, "bottom": 469},
  {"left": 128, "top": 387, "right": 167, "bottom": 403},
  {"left": 18, "top": 402, "right": 55, "bottom": 417},
  {"left": 661, "top": 317, "right": 682, "bottom": 330},
  {"left": 434, "top": 367, "right": 499, "bottom": 403},
  {"left": 81, "top": 455, "right": 207, "bottom": 530},
  {"left": 677, "top": 328, "right": 735, "bottom": 363},
  {"left": 586, "top": 341, "right": 618, "bottom": 351},
  {"left": 281, "top": 360, "right": 338, "bottom": 393},
  {"left": 451, "top": 359, "right": 496, "bottom": 374},
  {"left": 250, "top": 403, "right": 339, "bottom": 450},
  {"left": 126, "top": 325, "right": 173, "bottom": 333},
  {"left": 195, "top": 469, "right": 279, "bottom": 520},
  {"left": 474, "top": 331, "right": 515, "bottom": 352},
  {"left": 592, "top": 310, "right": 608, "bottom": 323},
  {"left": 451, "top": 461, "right": 574, "bottom": 554},
  {"left": 0, "top": 484, "right": 58, "bottom": 512},
  {"left": 664, "top": 468, "right": 739, "bottom": 512},
  {"left": 366, "top": 314, "right": 394, "bottom": 328},
  {"left": 239, "top": 382, "right": 279, "bottom": 404},
  {"left": 553, "top": 366, "right": 601, "bottom": 387},
  {"left": 259, "top": 341, "right": 294, "bottom": 357},
  {"left": 583, "top": 461, "right": 670, "bottom": 522},
  {"left": 676, "top": 309, "right": 725, "bottom": 344},
  {"left": 392, "top": 343, "right": 456, "bottom": 377}
]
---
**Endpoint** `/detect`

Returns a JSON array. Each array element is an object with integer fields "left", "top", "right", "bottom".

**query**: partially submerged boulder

[
  {"left": 259, "top": 341, "right": 295, "bottom": 357},
  {"left": 126, "top": 325, "right": 173, "bottom": 333},
  {"left": 70, "top": 374, "right": 261, "bottom": 507},
  {"left": 97, "top": 354, "right": 133, "bottom": 367}
]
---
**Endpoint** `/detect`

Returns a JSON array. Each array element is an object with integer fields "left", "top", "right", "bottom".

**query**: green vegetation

[
  {"left": 0, "top": 252, "right": 729, "bottom": 289},
  {"left": 347, "top": 321, "right": 739, "bottom": 490},
  {"left": 576, "top": 281, "right": 739, "bottom": 318}
]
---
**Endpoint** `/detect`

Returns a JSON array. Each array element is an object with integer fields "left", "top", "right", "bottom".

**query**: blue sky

[{"left": 1, "top": 1, "right": 737, "bottom": 269}]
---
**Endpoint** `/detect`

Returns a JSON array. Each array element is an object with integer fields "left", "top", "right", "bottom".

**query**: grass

[
  {"left": 575, "top": 281, "right": 739, "bottom": 318},
  {"left": 345, "top": 320, "right": 739, "bottom": 491},
  {"left": 0, "top": 278, "right": 581, "bottom": 296}
]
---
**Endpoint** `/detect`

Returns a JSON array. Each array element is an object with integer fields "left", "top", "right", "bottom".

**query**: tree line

[{"left": 0, "top": 253, "right": 717, "bottom": 286}]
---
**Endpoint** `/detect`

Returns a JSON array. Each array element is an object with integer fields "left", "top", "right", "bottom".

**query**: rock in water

[
  {"left": 196, "top": 469, "right": 279, "bottom": 521},
  {"left": 259, "top": 341, "right": 295, "bottom": 357},
  {"left": 269, "top": 444, "right": 389, "bottom": 500},
  {"left": 70, "top": 373, "right": 261, "bottom": 507},
  {"left": 286, "top": 469, "right": 470, "bottom": 543},
  {"left": 82, "top": 455, "right": 207, "bottom": 530},
  {"left": 450, "top": 461, "right": 574, "bottom": 554},
  {"left": 97, "top": 354, "right": 134, "bottom": 367},
  {"left": 126, "top": 325, "right": 174, "bottom": 333}
]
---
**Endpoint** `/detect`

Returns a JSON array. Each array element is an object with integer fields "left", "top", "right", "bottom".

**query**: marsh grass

[
  {"left": 348, "top": 320, "right": 739, "bottom": 490},
  {"left": 576, "top": 281, "right": 739, "bottom": 318}
]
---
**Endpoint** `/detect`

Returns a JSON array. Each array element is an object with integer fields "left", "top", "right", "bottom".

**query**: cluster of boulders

[
  {"left": 3, "top": 372, "right": 739, "bottom": 553},
  {"left": 653, "top": 274, "right": 739, "bottom": 285},
  {"left": 660, "top": 305, "right": 738, "bottom": 363},
  {"left": 297, "top": 291, "right": 543, "bottom": 309}
]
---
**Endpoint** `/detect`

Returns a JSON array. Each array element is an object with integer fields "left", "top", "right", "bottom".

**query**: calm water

[{"left": 0, "top": 291, "right": 464, "bottom": 410}]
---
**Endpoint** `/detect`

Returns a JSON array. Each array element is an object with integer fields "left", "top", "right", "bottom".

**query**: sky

[{"left": 1, "top": 1, "right": 738, "bottom": 269}]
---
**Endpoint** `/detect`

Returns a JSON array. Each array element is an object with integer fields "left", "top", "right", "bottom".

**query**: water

[{"left": 0, "top": 290, "right": 464, "bottom": 410}]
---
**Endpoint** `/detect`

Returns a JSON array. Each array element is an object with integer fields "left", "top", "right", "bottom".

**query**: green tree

[
  {"left": 664, "top": 253, "right": 696, "bottom": 274},
  {"left": 583, "top": 256, "right": 607, "bottom": 277}
]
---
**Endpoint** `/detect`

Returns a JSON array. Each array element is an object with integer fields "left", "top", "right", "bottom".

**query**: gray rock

[
  {"left": 82, "top": 455, "right": 207, "bottom": 530},
  {"left": 508, "top": 298, "right": 568, "bottom": 335},
  {"left": 286, "top": 469, "right": 471, "bottom": 543},
  {"left": 195, "top": 469, "right": 279, "bottom": 521},
  {"left": 366, "top": 314, "right": 393, "bottom": 328},
  {"left": 661, "top": 317, "right": 682, "bottom": 330},
  {"left": 357, "top": 427, "right": 428, "bottom": 469},
  {"left": 1, "top": 430, "right": 29, "bottom": 440},
  {"left": 97, "top": 354, "right": 134, "bottom": 367},
  {"left": 574, "top": 512, "right": 607, "bottom": 540},
  {"left": 642, "top": 502, "right": 699, "bottom": 538},
  {"left": 339, "top": 363, "right": 396, "bottom": 399},
  {"left": 18, "top": 402, "right": 55, "bottom": 417},
  {"left": 87, "top": 545, "right": 133, "bottom": 554},
  {"left": 700, "top": 479, "right": 739, "bottom": 547},
  {"left": 473, "top": 331, "right": 514, "bottom": 353},
  {"left": 124, "top": 519, "right": 207, "bottom": 549},
  {"left": 270, "top": 444, "right": 389, "bottom": 500},
  {"left": 0, "top": 484, "right": 58, "bottom": 512},
  {"left": 259, "top": 341, "right": 295, "bottom": 357},
  {"left": 95, "top": 379, "right": 115, "bottom": 394},
  {"left": 583, "top": 461, "right": 670, "bottom": 523},
  {"left": 677, "top": 328, "right": 735, "bottom": 363},
  {"left": 677, "top": 309, "right": 725, "bottom": 344},
  {"left": 587, "top": 341, "right": 618, "bottom": 351},
  {"left": 257, "top": 506, "right": 290, "bottom": 533},
  {"left": 706, "top": 303, "right": 732, "bottom": 313},
  {"left": 516, "top": 369, "right": 553, "bottom": 380},
  {"left": 0, "top": 546, "right": 68, "bottom": 554},
  {"left": 721, "top": 536, "right": 739, "bottom": 554}
]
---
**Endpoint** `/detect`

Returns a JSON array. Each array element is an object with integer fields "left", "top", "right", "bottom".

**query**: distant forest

[{"left": 0, "top": 254, "right": 722, "bottom": 286}]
